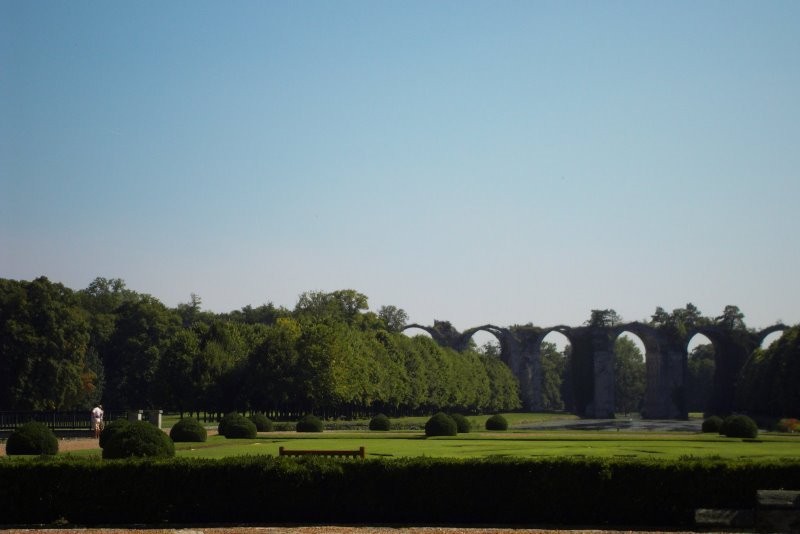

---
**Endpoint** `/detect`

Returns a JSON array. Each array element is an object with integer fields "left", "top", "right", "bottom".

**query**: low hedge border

[{"left": 1, "top": 456, "right": 799, "bottom": 526}]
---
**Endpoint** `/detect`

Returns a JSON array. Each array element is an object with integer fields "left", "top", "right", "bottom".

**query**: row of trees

[
  {"left": 2, "top": 277, "right": 795, "bottom": 419},
  {"left": 0, "top": 277, "right": 521, "bottom": 416}
]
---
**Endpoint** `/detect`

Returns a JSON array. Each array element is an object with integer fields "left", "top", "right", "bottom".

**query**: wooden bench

[{"left": 279, "top": 446, "right": 365, "bottom": 459}]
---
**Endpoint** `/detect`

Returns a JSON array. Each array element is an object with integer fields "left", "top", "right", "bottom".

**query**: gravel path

[{"left": 0, "top": 437, "right": 101, "bottom": 456}]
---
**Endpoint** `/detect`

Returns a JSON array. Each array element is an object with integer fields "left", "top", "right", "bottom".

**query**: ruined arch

[
  {"left": 757, "top": 324, "right": 788, "bottom": 349},
  {"left": 608, "top": 323, "right": 682, "bottom": 418},
  {"left": 401, "top": 323, "right": 439, "bottom": 341},
  {"left": 688, "top": 326, "right": 752, "bottom": 416},
  {"left": 459, "top": 324, "right": 509, "bottom": 359}
]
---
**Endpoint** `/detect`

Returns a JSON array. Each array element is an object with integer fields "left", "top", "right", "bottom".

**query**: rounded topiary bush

[
  {"left": 721, "top": 414, "right": 759, "bottom": 438},
  {"left": 485, "top": 414, "right": 509, "bottom": 431},
  {"left": 369, "top": 413, "right": 391, "bottom": 431},
  {"left": 99, "top": 419, "right": 131, "bottom": 449},
  {"left": 6, "top": 421, "right": 59, "bottom": 455},
  {"left": 169, "top": 417, "right": 207, "bottom": 442},
  {"left": 450, "top": 413, "right": 471, "bottom": 433},
  {"left": 102, "top": 420, "right": 175, "bottom": 459},
  {"left": 425, "top": 412, "right": 457, "bottom": 437},
  {"left": 249, "top": 413, "right": 273, "bottom": 432},
  {"left": 296, "top": 414, "right": 324, "bottom": 433},
  {"left": 702, "top": 415, "right": 724, "bottom": 433},
  {"left": 224, "top": 418, "right": 257, "bottom": 439},
  {"left": 218, "top": 412, "right": 248, "bottom": 437}
]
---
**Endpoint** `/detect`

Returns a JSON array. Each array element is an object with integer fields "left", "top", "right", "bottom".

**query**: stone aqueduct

[{"left": 402, "top": 319, "right": 788, "bottom": 419}]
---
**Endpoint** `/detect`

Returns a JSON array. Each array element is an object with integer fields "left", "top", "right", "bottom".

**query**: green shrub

[
  {"left": 5, "top": 422, "right": 59, "bottom": 455},
  {"left": 224, "top": 418, "right": 257, "bottom": 439},
  {"left": 450, "top": 413, "right": 471, "bottom": 433},
  {"left": 425, "top": 412, "right": 457, "bottom": 437},
  {"left": 296, "top": 414, "right": 324, "bottom": 433},
  {"left": 169, "top": 418, "right": 207, "bottom": 442},
  {"left": 217, "top": 412, "right": 248, "bottom": 437},
  {"left": 485, "top": 414, "right": 508, "bottom": 431},
  {"left": 249, "top": 413, "right": 273, "bottom": 432},
  {"left": 369, "top": 413, "right": 391, "bottom": 431},
  {"left": 102, "top": 420, "right": 175, "bottom": 459},
  {"left": 274, "top": 422, "right": 295, "bottom": 431},
  {"left": 99, "top": 419, "right": 132, "bottom": 449},
  {"left": 4, "top": 455, "right": 800, "bottom": 526},
  {"left": 702, "top": 416, "right": 724, "bottom": 433},
  {"left": 6, "top": 455, "right": 800, "bottom": 526},
  {"left": 721, "top": 415, "right": 759, "bottom": 438}
]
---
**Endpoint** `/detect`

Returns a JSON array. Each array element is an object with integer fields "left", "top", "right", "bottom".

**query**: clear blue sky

[{"left": 2, "top": 1, "right": 799, "bottom": 333}]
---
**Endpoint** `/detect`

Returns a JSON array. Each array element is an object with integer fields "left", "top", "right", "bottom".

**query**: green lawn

[
  {"left": 61, "top": 429, "right": 800, "bottom": 461},
  {"left": 54, "top": 413, "right": 799, "bottom": 461},
  {"left": 160, "top": 411, "right": 578, "bottom": 429}
]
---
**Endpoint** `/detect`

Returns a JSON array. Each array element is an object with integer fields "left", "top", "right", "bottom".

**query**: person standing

[{"left": 91, "top": 404, "right": 104, "bottom": 439}]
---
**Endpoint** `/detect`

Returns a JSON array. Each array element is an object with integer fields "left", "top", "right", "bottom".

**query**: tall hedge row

[{"left": 1, "top": 456, "right": 799, "bottom": 526}]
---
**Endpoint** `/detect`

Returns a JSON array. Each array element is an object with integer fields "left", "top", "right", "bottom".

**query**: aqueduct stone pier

[{"left": 402, "top": 320, "right": 787, "bottom": 419}]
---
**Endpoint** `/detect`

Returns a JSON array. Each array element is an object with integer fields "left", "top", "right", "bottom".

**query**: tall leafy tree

[
  {"left": 295, "top": 289, "right": 368, "bottom": 324},
  {"left": 738, "top": 326, "right": 799, "bottom": 417},
  {"left": 686, "top": 344, "right": 715, "bottom": 413},
  {"left": 540, "top": 341, "right": 566, "bottom": 410},
  {"left": 0, "top": 277, "right": 96, "bottom": 409},
  {"left": 716, "top": 305, "right": 747, "bottom": 331},
  {"left": 102, "top": 295, "right": 181, "bottom": 409},
  {"left": 585, "top": 309, "right": 623, "bottom": 327},
  {"left": 614, "top": 336, "right": 645, "bottom": 415},
  {"left": 378, "top": 305, "right": 408, "bottom": 332}
]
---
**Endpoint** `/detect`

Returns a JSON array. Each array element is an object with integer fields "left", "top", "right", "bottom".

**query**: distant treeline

[{"left": 0, "top": 277, "right": 520, "bottom": 417}]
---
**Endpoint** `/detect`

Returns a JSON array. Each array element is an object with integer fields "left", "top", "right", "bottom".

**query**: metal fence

[{"left": 0, "top": 410, "right": 128, "bottom": 430}]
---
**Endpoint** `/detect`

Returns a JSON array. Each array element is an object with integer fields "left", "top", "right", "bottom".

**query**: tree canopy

[{"left": 0, "top": 278, "right": 520, "bottom": 416}]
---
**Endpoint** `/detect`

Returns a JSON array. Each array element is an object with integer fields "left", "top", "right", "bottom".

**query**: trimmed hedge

[
  {"left": 485, "top": 414, "right": 508, "bottom": 431},
  {"left": 425, "top": 412, "right": 457, "bottom": 436},
  {"left": 249, "top": 413, "right": 273, "bottom": 432},
  {"left": 99, "top": 419, "right": 131, "bottom": 449},
  {"left": 702, "top": 416, "right": 723, "bottom": 433},
  {"left": 296, "top": 414, "right": 324, "bottom": 433},
  {"left": 217, "top": 412, "right": 247, "bottom": 437},
  {"left": 5, "top": 422, "right": 58, "bottom": 455},
  {"left": 368, "top": 413, "right": 391, "bottom": 431},
  {"left": 1, "top": 456, "right": 799, "bottom": 526},
  {"left": 169, "top": 418, "right": 207, "bottom": 442},
  {"left": 102, "top": 421, "right": 175, "bottom": 459},
  {"left": 450, "top": 413, "right": 470, "bottom": 433},
  {"left": 721, "top": 415, "right": 759, "bottom": 439},
  {"left": 224, "top": 418, "right": 257, "bottom": 439}
]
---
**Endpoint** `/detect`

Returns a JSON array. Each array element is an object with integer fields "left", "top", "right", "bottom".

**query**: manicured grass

[
  {"left": 52, "top": 429, "right": 800, "bottom": 461},
  {"left": 161, "top": 411, "right": 577, "bottom": 430},
  {"left": 51, "top": 412, "right": 800, "bottom": 461},
  {"left": 163, "top": 431, "right": 800, "bottom": 460}
]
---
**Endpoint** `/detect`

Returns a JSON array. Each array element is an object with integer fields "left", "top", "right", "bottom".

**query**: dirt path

[{"left": 0, "top": 437, "right": 102, "bottom": 456}]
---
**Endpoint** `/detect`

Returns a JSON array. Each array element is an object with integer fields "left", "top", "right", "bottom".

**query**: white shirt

[{"left": 91, "top": 407, "right": 103, "bottom": 423}]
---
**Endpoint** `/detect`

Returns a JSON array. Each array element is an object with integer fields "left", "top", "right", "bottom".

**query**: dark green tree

[
  {"left": 614, "top": 336, "right": 645, "bottom": 415},
  {"left": 686, "top": 344, "right": 715, "bottom": 413},
  {"left": 540, "top": 341, "right": 566, "bottom": 411},
  {"left": 378, "top": 305, "right": 408, "bottom": 332},
  {"left": 295, "top": 289, "right": 368, "bottom": 324},
  {"left": 102, "top": 295, "right": 181, "bottom": 409},
  {"left": 0, "top": 277, "right": 96, "bottom": 410},
  {"left": 715, "top": 305, "right": 747, "bottom": 331},
  {"left": 737, "top": 325, "right": 799, "bottom": 417},
  {"left": 585, "top": 309, "right": 622, "bottom": 327}
]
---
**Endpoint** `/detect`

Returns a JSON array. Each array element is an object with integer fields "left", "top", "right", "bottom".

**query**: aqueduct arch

[{"left": 404, "top": 314, "right": 787, "bottom": 419}]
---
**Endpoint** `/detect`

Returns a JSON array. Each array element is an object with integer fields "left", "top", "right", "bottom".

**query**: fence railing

[{"left": 0, "top": 410, "right": 128, "bottom": 430}]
